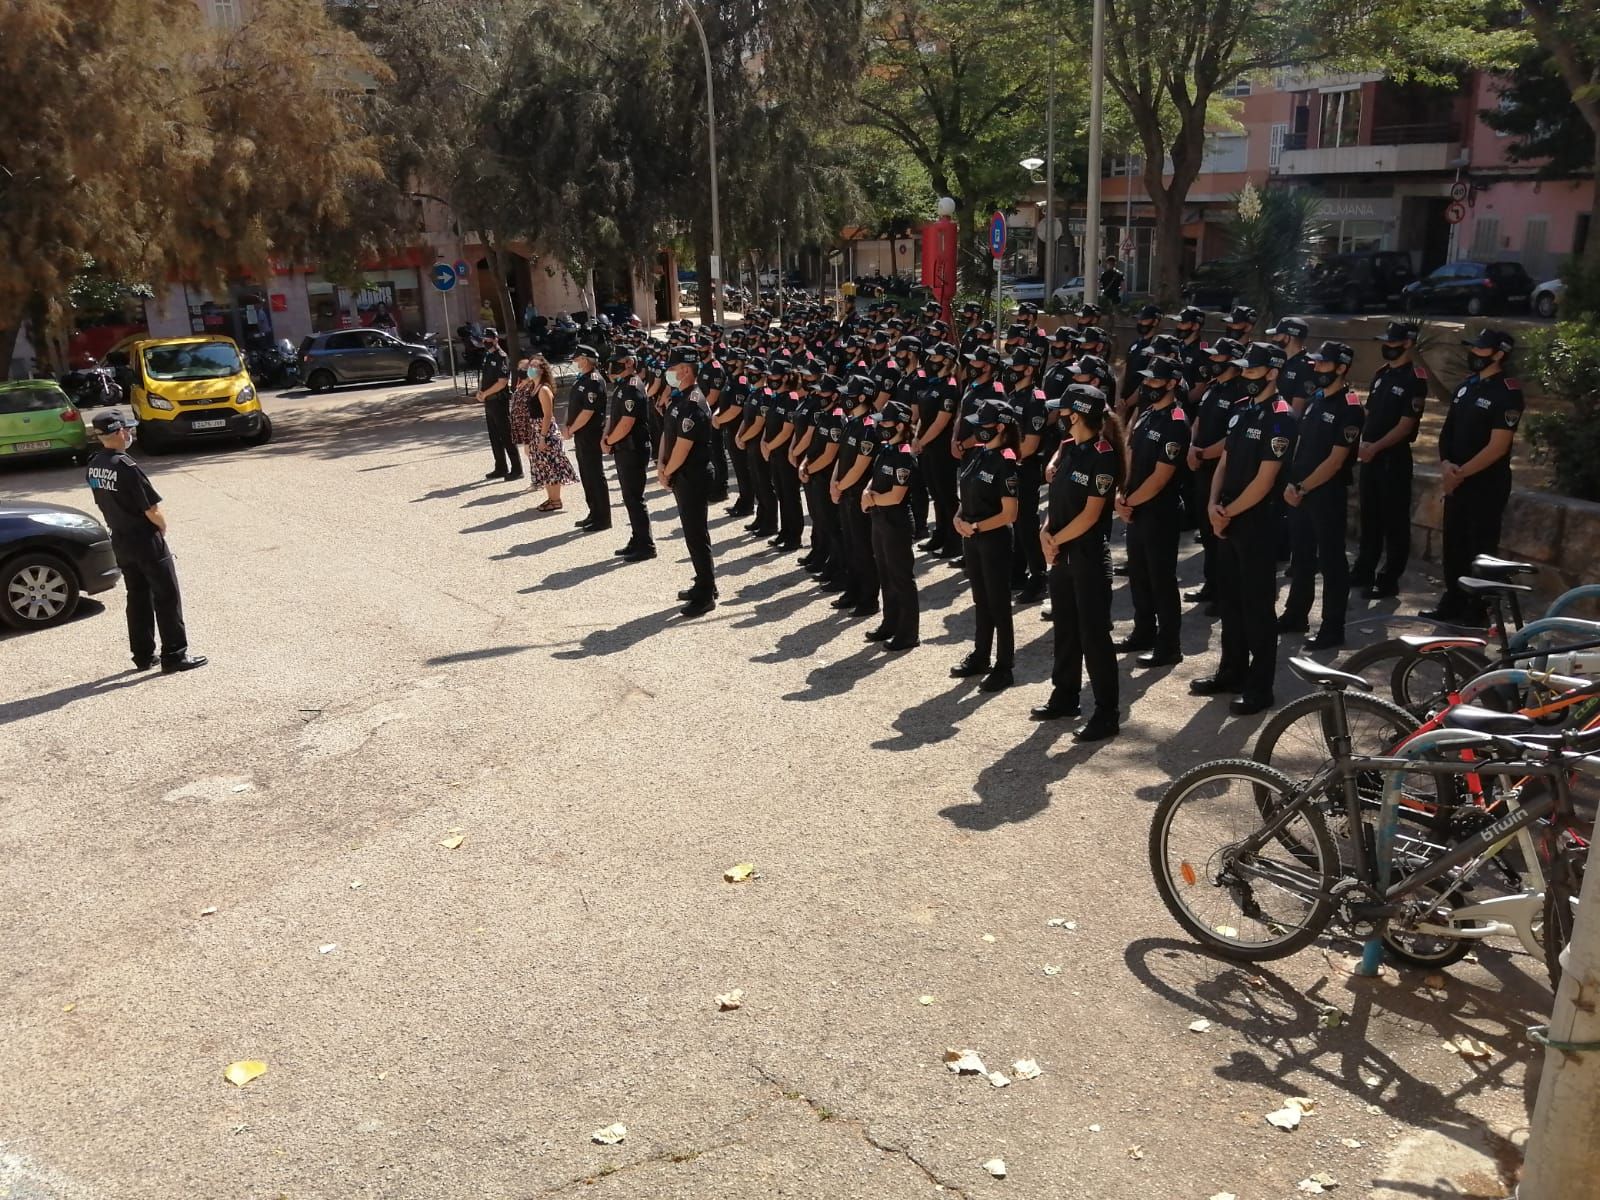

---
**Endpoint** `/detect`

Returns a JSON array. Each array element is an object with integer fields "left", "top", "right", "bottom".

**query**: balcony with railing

[{"left": 1278, "top": 121, "right": 1463, "bottom": 175}]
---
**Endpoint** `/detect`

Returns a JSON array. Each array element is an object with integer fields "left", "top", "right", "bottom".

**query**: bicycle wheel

[
  {"left": 1542, "top": 838, "right": 1586, "bottom": 989},
  {"left": 1391, "top": 646, "right": 1491, "bottom": 718},
  {"left": 1338, "top": 639, "right": 1415, "bottom": 699},
  {"left": 1254, "top": 691, "right": 1420, "bottom": 789},
  {"left": 1381, "top": 883, "right": 1472, "bottom": 969},
  {"left": 1150, "top": 759, "right": 1339, "bottom": 961}
]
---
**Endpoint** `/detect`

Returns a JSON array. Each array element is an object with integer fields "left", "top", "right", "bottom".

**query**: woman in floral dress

[{"left": 518, "top": 356, "right": 578, "bottom": 511}]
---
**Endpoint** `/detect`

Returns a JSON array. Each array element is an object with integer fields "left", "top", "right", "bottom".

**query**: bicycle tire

[
  {"left": 1542, "top": 840, "right": 1586, "bottom": 989},
  {"left": 1150, "top": 758, "right": 1339, "bottom": 961},
  {"left": 1391, "top": 646, "right": 1492, "bottom": 718}
]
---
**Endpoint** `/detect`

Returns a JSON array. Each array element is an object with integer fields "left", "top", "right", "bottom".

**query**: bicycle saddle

[
  {"left": 1470, "top": 555, "right": 1538, "bottom": 579},
  {"left": 1440, "top": 704, "right": 1539, "bottom": 736},
  {"left": 1458, "top": 576, "right": 1534, "bottom": 597},
  {"left": 1288, "top": 656, "right": 1373, "bottom": 691},
  {"left": 1398, "top": 634, "right": 1488, "bottom": 652}
]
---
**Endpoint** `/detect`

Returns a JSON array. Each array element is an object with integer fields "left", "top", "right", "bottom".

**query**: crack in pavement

[
  {"left": 751, "top": 1063, "right": 974, "bottom": 1199},
  {"left": 533, "top": 1133, "right": 751, "bottom": 1195}
]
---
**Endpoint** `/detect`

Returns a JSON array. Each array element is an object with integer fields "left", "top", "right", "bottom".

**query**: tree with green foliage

[
  {"left": 0, "top": 0, "right": 386, "bottom": 372},
  {"left": 1216, "top": 184, "right": 1319, "bottom": 328}
]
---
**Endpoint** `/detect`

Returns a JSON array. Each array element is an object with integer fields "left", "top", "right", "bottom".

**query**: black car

[
  {"left": 1180, "top": 261, "right": 1237, "bottom": 310},
  {"left": 1402, "top": 261, "right": 1535, "bottom": 317},
  {"left": 1307, "top": 251, "right": 1416, "bottom": 312},
  {"left": 0, "top": 501, "right": 120, "bottom": 630}
]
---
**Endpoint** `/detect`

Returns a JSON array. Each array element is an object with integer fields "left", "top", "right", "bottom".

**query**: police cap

[
  {"left": 844, "top": 374, "right": 876, "bottom": 398},
  {"left": 1007, "top": 347, "right": 1040, "bottom": 369},
  {"left": 1463, "top": 328, "right": 1515, "bottom": 354},
  {"left": 1242, "top": 341, "right": 1287, "bottom": 371},
  {"left": 1308, "top": 340, "right": 1354, "bottom": 367},
  {"left": 880, "top": 399, "right": 914, "bottom": 425},
  {"left": 964, "top": 398, "right": 1017, "bottom": 428},
  {"left": 665, "top": 347, "right": 698, "bottom": 367},
  {"left": 1376, "top": 320, "right": 1419, "bottom": 342},
  {"left": 1267, "top": 316, "right": 1310, "bottom": 341},
  {"left": 894, "top": 335, "right": 923, "bottom": 353},
  {"left": 91, "top": 411, "right": 134, "bottom": 435},
  {"left": 574, "top": 343, "right": 600, "bottom": 361},
  {"left": 1139, "top": 358, "right": 1183, "bottom": 382},
  {"left": 1227, "top": 305, "right": 1258, "bottom": 327},
  {"left": 1174, "top": 305, "right": 1206, "bottom": 326},
  {"left": 1068, "top": 354, "right": 1111, "bottom": 380}
]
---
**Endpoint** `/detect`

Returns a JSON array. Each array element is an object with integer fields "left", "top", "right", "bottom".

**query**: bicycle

[{"left": 1149, "top": 657, "right": 1598, "bottom": 977}]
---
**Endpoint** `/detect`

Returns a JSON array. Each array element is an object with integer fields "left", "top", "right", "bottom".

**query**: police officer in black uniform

[
  {"left": 84, "top": 412, "right": 206, "bottom": 672},
  {"left": 697, "top": 336, "right": 730, "bottom": 504},
  {"left": 800, "top": 375, "right": 847, "bottom": 590},
  {"left": 1120, "top": 304, "right": 1164, "bottom": 401},
  {"left": 1116, "top": 359, "right": 1190, "bottom": 666},
  {"left": 1008, "top": 347, "right": 1049, "bottom": 602},
  {"left": 1351, "top": 320, "right": 1426, "bottom": 598},
  {"left": 659, "top": 348, "right": 718, "bottom": 617},
  {"left": 1172, "top": 306, "right": 1211, "bottom": 404},
  {"left": 735, "top": 358, "right": 778, "bottom": 536},
  {"left": 714, "top": 348, "right": 756, "bottom": 516},
  {"left": 1194, "top": 341, "right": 1297, "bottom": 714},
  {"left": 762, "top": 361, "right": 805, "bottom": 551},
  {"left": 1267, "top": 317, "right": 1314, "bottom": 414},
  {"left": 601, "top": 348, "right": 655, "bottom": 563},
  {"left": 863, "top": 399, "right": 920, "bottom": 651},
  {"left": 476, "top": 328, "right": 522, "bottom": 481},
  {"left": 915, "top": 341, "right": 963, "bottom": 559},
  {"left": 950, "top": 398, "right": 1021, "bottom": 692},
  {"left": 1223, "top": 304, "right": 1258, "bottom": 345},
  {"left": 1031, "top": 385, "right": 1124, "bottom": 740},
  {"left": 567, "top": 345, "right": 611, "bottom": 531},
  {"left": 1185, "top": 337, "right": 1248, "bottom": 607},
  {"left": 1279, "top": 340, "right": 1364, "bottom": 649},
  {"left": 831, "top": 374, "right": 882, "bottom": 617},
  {"left": 1425, "top": 328, "right": 1524, "bottom": 624}
]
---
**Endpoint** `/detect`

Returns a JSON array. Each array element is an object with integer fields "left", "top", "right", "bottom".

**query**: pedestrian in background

[
  {"left": 476, "top": 328, "right": 521, "bottom": 482},
  {"left": 523, "top": 355, "right": 577, "bottom": 513},
  {"left": 84, "top": 412, "right": 207, "bottom": 673}
]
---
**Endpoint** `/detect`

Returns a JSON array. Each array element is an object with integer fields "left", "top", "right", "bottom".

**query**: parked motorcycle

[
  {"left": 59, "top": 359, "right": 123, "bottom": 408},
  {"left": 245, "top": 338, "right": 301, "bottom": 390}
]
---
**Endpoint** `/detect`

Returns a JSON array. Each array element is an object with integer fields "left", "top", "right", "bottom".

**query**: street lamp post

[
  {"left": 1044, "top": 25, "right": 1057, "bottom": 302},
  {"left": 679, "top": 2, "right": 724, "bottom": 327},
  {"left": 1084, "top": 0, "right": 1106, "bottom": 305}
]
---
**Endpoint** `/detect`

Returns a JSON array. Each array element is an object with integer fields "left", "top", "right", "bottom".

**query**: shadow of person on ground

[{"left": 0, "top": 669, "right": 160, "bottom": 724}]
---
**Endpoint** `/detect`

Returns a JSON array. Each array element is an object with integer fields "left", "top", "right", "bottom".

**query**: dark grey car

[{"left": 298, "top": 330, "right": 437, "bottom": 392}]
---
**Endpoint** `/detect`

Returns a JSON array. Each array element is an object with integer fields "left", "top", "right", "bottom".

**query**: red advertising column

[{"left": 921, "top": 216, "right": 958, "bottom": 328}]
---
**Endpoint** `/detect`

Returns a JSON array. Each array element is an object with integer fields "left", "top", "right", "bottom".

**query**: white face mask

[{"left": 674, "top": 369, "right": 693, "bottom": 391}]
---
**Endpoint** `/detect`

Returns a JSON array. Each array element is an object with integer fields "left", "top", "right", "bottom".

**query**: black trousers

[
  {"left": 1216, "top": 505, "right": 1280, "bottom": 699},
  {"left": 116, "top": 537, "right": 188, "bottom": 664},
  {"left": 769, "top": 452, "right": 804, "bottom": 543},
  {"left": 709, "top": 425, "right": 730, "bottom": 496},
  {"left": 871, "top": 504, "right": 918, "bottom": 642},
  {"left": 841, "top": 486, "right": 877, "bottom": 604},
  {"left": 964, "top": 528, "right": 1014, "bottom": 668},
  {"left": 744, "top": 437, "right": 776, "bottom": 529},
  {"left": 1126, "top": 499, "right": 1182, "bottom": 653},
  {"left": 804, "top": 471, "right": 842, "bottom": 576},
  {"left": 574, "top": 434, "right": 610, "bottom": 527},
  {"left": 673, "top": 474, "right": 715, "bottom": 593},
  {"left": 1284, "top": 483, "right": 1349, "bottom": 634},
  {"left": 909, "top": 473, "right": 930, "bottom": 536},
  {"left": 1441, "top": 470, "right": 1511, "bottom": 615},
  {"left": 924, "top": 447, "right": 960, "bottom": 554},
  {"left": 614, "top": 447, "right": 652, "bottom": 548},
  {"left": 727, "top": 427, "right": 755, "bottom": 509},
  {"left": 1353, "top": 450, "right": 1413, "bottom": 589},
  {"left": 485, "top": 394, "right": 521, "bottom": 476},
  {"left": 1048, "top": 534, "right": 1118, "bottom": 718},
  {"left": 1014, "top": 457, "right": 1046, "bottom": 584},
  {"left": 1194, "top": 462, "right": 1220, "bottom": 591}
]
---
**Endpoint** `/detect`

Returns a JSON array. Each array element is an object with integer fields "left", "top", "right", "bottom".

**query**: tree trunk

[
  {"left": 481, "top": 233, "right": 521, "bottom": 361},
  {"left": 0, "top": 320, "right": 22, "bottom": 379},
  {"left": 1519, "top": 855, "right": 1600, "bottom": 1198},
  {"left": 1151, "top": 190, "right": 1186, "bottom": 308},
  {"left": 1584, "top": 169, "right": 1600, "bottom": 279}
]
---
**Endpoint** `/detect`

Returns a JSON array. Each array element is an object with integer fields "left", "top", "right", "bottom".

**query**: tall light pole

[
  {"left": 1084, "top": 0, "right": 1106, "bottom": 305},
  {"left": 1044, "top": 25, "right": 1058, "bottom": 300},
  {"left": 679, "top": 2, "right": 724, "bottom": 327}
]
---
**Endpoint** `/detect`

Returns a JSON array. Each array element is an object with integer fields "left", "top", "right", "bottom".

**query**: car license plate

[
  {"left": 13, "top": 440, "right": 54, "bottom": 452},
  {"left": 191, "top": 419, "right": 227, "bottom": 430}
]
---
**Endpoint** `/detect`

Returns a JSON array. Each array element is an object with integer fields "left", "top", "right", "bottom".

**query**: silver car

[{"left": 298, "top": 329, "right": 437, "bottom": 392}]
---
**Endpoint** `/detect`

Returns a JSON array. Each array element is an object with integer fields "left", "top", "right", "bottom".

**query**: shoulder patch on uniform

[
  {"left": 947, "top": 376, "right": 958, "bottom": 387},
  {"left": 916, "top": 369, "right": 926, "bottom": 378},
  {"left": 1273, "top": 399, "right": 1291, "bottom": 413},
  {"left": 1413, "top": 365, "right": 1428, "bottom": 379},
  {"left": 1505, "top": 377, "right": 1522, "bottom": 390},
  {"left": 1170, "top": 406, "right": 1186, "bottom": 422},
  {"left": 1094, "top": 438, "right": 1112, "bottom": 452},
  {"left": 898, "top": 442, "right": 912, "bottom": 453},
  {"left": 992, "top": 381, "right": 1005, "bottom": 393},
  {"left": 1001, "top": 448, "right": 1017, "bottom": 459}
]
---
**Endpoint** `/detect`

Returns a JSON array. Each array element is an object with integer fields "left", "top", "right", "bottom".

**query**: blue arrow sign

[
  {"left": 988, "top": 212, "right": 1007, "bottom": 260},
  {"left": 430, "top": 263, "right": 458, "bottom": 292}
]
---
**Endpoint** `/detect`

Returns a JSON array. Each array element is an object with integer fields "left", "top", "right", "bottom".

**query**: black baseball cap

[
  {"left": 964, "top": 398, "right": 1017, "bottom": 428},
  {"left": 894, "top": 335, "right": 923, "bottom": 353},
  {"left": 1068, "top": 354, "right": 1111, "bottom": 380},
  {"left": 1008, "top": 347, "right": 1041, "bottom": 369},
  {"left": 1051, "top": 326, "right": 1077, "bottom": 344},
  {"left": 1267, "top": 316, "right": 1309, "bottom": 341},
  {"left": 91, "top": 411, "right": 134, "bottom": 434},
  {"left": 1463, "top": 328, "right": 1515, "bottom": 354},
  {"left": 1066, "top": 384, "right": 1108, "bottom": 417},
  {"left": 1077, "top": 304, "right": 1103, "bottom": 319},
  {"left": 608, "top": 348, "right": 636, "bottom": 366},
  {"left": 880, "top": 400, "right": 914, "bottom": 425},
  {"left": 816, "top": 374, "right": 842, "bottom": 394},
  {"left": 1150, "top": 334, "right": 1183, "bottom": 356},
  {"left": 1208, "top": 337, "right": 1246, "bottom": 366},
  {"left": 1139, "top": 359, "right": 1183, "bottom": 382},
  {"left": 1017, "top": 301, "right": 1040, "bottom": 316},
  {"left": 574, "top": 343, "right": 600, "bottom": 361},
  {"left": 1376, "top": 320, "right": 1419, "bottom": 342},
  {"left": 1242, "top": 341, "right": 1287, "bottom": 371},
  {"left": 1136, "top": 304, "right": 1164, "bottom": 321},
  {"left": 665, "top": 347, "right": 698, "bottom": 367},
  {"left": 1227, "top": 305, "right": 1258, "bottom": 326},
  {"left": 1077, "top": 325, "right": 1109, "bottom": 345},
  {"left": 965, "top": 345, "right": 1002, "bottom": 367},
  {"left": 1174, "top": 305, "right": 1206, "bottom": 325},
  {"left": 1308, "top": 340, "right": 1354, "bottom": 367},
  {"left": 844, "top": 374, "right": 876, "bottom": 398},
  {"left": 482, "top": 327, "right": 500, "bottom": 339}
]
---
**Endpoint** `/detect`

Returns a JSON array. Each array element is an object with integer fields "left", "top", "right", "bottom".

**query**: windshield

[
  {"left": 0, "top": 385, "right": 69, "bottom": 414},
  {"left": 141, "top": 342, "right": 243, "bottom": 381}
]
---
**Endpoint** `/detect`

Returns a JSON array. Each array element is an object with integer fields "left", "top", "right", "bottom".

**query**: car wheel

[
  {"left": 1466, "top": 295, "right": 1486, "bottom": 317},
  {"left": 242, "top": 412, "right": 274, "bottom": 447},
  {"left": 0, "top": 551, "right": 81, "bottom": 631},
  {"left": 307, "top": 369, "right": 336, "bottom": 394},
  {"left": 408, "top": 360, "right": 435, "bottom": 384},
  {"left": 1536, "top": 292, "right": 1557, "bottom": 319}
]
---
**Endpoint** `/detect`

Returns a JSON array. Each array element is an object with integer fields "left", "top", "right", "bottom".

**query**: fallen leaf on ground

[
  {"left": 1447, "top": 1034, "right": 1492, "bottom": 1060},
  {"left": 918, "top": 995, "right": 935, "bottom": 1006},
  {"left": 591, "top": 1123, "right": 627, "bottom": 1145},
  {"left": 1127, "top": 1145, "right": 1144, "bottom": 1160},
  {"left": 199, "top": 906, "right": 218, "bottom": 917},
  {"left": 981, "top": 1158, "right": 1007, "bottom": 1179},
  {"left": 349, "top": 880, "right": 364, "bottom": 890},
  {"left": 1214, "top": 925, "right": 1239, "bottom": 938},
  {"left": 981, "top": 933, "right": 997, "bottom": 943},
  {"left": 1266, "top": 1098, "right": 1316, "bottom": 1131},
  {"left": 1088, "top": 1124, "right": 1101, "bottom": 1132},
  {"left": 1318, "top": 1008, "right": 1344, "bottom": 1029},
  {"left": 715, "top": 989, "right": 744, "bottom": 1011},
  {"left": 987, "top": 1071, "right": 1010, "bottom": 1088},
  {"left": 231, "top": 783, "right": 251, "bottom": 793},
  {"left": 1209, "top": 1194, "right": 1238, "bottom": 1200},
  {"left": 61, "top": 1003, "right": 76, "bottom": 1013},
  {"left": 1188, "top": 1019, "right": 1212, "bottom": 1033},
  {"left": 1297, "top": 1172, "right": 1339, "bottom": 1192},
  {"left": 723, "top": 862, "right": 756, "bottom": 882},
  {"left": 224, "top": 1060, "right": 268, "bottom": 1087},
  {"left": 1424, "top": 973, "right": 1446, "bottom": 989},
  {"left": 438, "top": 834, "right": 465, "bottom": 850},
  {"left": 944, "top": 1048, "right": 987, "bottom": 1075},
  {"left": 1046, "top": 918, "right": 1078, "bottom": 930},
  {"left": 1042, "top": 965, "right": 1061, "bottom": 976},
  {"left": 1011, "top": 1059, "right": 1042, "bottom": 1081},
  {"left": 1360, "top": 1072, "right": 1381, "bottom": 1088},
  {"left": 319, "top": 944, "right": 337, "bottom": 955},
  {"left": 1340, "top": 1138, "right": 1364, "bottom": 1149}
]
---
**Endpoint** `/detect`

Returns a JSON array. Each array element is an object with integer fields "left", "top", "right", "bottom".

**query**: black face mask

[
  {"left": 1242, "top": 376, "right": 1266, "bottom": 397},
  {"left": 1466, "top": 350, "right": 1496, "bottom": 374},
  {"left": 1003, "top": 369, "right": 1022, "bottom": 386},
  {"left": 976, "top": 424, "right": 1001, "bottom": 443},
  {"left": 1205, "top": 361, "right": 1225, "bottom": 378},
  {"left": 1136, "top": 321, "right": 1156, "bottom": 335},
  {"left": 1380, "top": 343, "right": 1407, "bottom": 362},
  {"left": 1050, "top": 345, "right": 1068, "bottom": 358},
  {"left": 1313, "top": 367, "right": 1339, "bottom": 390}
]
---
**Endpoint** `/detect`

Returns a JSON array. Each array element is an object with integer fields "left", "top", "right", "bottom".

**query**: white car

[
  {"left": 1051, "top": 276, "right": 1086, "bottom": 308},
  {"left": 1000, "top": 275, "right": 1048, "bottom": 302},
  {"left": 1533, "top": 277, "right": 1563, "bottom": 319}
]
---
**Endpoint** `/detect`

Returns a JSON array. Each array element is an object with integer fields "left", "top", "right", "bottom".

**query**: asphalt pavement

[{"left": 0, "top": 379, "right": 1544, "bottom": 1198}]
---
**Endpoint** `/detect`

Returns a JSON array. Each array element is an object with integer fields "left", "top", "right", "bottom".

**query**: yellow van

[{"left": 110, "top": 335, "right": 273, "bottom": 452}]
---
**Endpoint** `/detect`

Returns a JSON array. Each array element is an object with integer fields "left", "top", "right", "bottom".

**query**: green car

[{"left": 0, "top": 380, "right": 90, "bottom": 466}]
